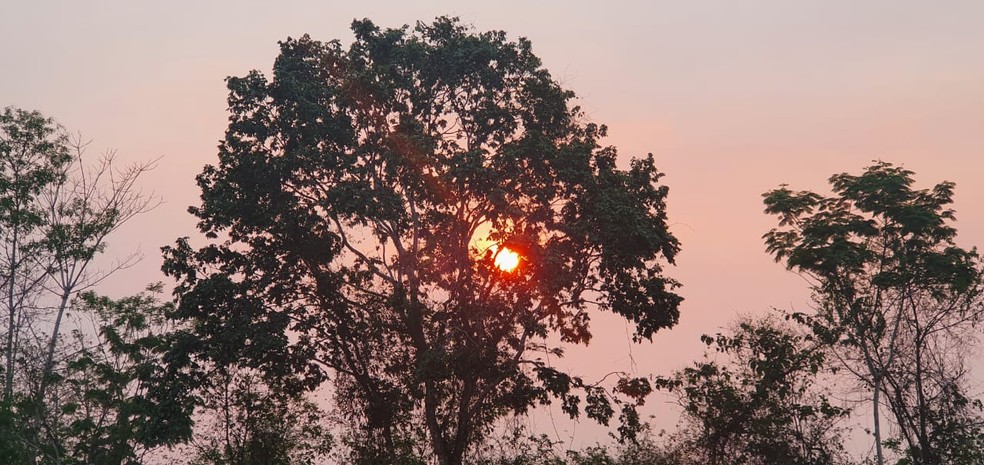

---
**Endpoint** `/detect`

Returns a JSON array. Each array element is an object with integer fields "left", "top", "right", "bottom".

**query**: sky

[{"left": 3, "top": 0, "right": 984, "bottom": 451}]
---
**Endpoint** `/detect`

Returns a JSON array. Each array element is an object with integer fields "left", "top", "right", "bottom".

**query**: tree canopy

[{"left": 163, "top": 17, "right": 682, "bottom": 465}]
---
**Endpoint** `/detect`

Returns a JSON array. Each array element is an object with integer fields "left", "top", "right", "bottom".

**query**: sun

[{"left": 492, "top": 245, "right": 520, "bottom": 272}]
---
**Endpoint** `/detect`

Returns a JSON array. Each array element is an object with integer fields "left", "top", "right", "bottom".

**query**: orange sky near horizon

[{"left": 3, "top": 0, "right": 984, "bottom": 453}]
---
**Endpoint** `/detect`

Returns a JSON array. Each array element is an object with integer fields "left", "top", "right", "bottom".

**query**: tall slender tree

[
  {"left": 763, "top": 162, "right": 984, "bottom": 465},
  {"left": 35, "top": 143, "right": 158, "bottom": 406}
]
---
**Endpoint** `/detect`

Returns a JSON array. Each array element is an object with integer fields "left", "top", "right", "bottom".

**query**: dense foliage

[
  {"left": 658, "top": 317, "right": 851, "bottom": 465},
  {"left": 162, "top": 17, "right": 681, "bottom": 465}
]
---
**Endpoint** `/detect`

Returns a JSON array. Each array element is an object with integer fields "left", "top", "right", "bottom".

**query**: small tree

[
  {"left": 53, "top": 286, "right": 191, "bottom": 464},
  {"left": 163, "top": 17, "right": 681, "bottom": 465},
  {"left": 188, "top": 366, "right": 333, "bottom": 465},
  {"left": 763, "top": 162, "right": 984, "bottom": 465},
  {"left": 658, "top": 317, "right": 850, "bottom": 465}
]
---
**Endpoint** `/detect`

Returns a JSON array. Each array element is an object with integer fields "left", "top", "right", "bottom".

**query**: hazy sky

[{"left": 3, "top": 0, "right": 984, "bottom": 448}]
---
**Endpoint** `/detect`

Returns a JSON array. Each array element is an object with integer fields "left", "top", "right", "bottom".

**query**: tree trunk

[
  {"left": 36, "top": 290, "right": 71, "bottom": 404},
  {"left": 425, "top": 386, "right": 452, "bottom": 465},
  {"left": 873, "top": 379, "right": 884, "bottom": 465},
  {"left": 4, "top": 302, "right": 14, "bottom": 401},
  {"left": 3, "top": 226, "right": 18, "bottom": 402},
  {"left": 913, "top": 322, "right": 936, "bottom": 464}
]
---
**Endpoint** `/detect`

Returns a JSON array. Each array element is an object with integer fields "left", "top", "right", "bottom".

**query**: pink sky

[{"left": 3, "top": 0, "right": 984, "bottom": 450}]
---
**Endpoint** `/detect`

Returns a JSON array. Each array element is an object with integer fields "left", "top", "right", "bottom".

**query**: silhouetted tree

[
  {"left": 658, "top": 317, "right": 851, "bottom": 465},
  {"left": 187, "top": 366, "right": 332, "bottom": 465},
  {"left": 163, "top": 17, "right": 681, "bottom": 465},
  {"left": 50, "top": 286, "right": 192, "bottom": 464},
  {"left": 763, "top": 162, "right": 984, "bottom": 465}
]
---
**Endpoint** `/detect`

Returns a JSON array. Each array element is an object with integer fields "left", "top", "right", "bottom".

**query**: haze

[{"left": 3, "top": 0, "right": 983, "bottom": 449}]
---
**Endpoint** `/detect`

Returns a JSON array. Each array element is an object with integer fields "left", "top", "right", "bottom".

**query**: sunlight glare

[{"left": 493, "top": 245, "right": 520, "bottom": 272}]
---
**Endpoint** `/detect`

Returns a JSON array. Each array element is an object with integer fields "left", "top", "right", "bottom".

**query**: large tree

[
  {"left": 163, "top": 17, "right": 681, "bottom": 465},
  {"left": 763, "top": 162, "right": 984, "bottom": 465}
]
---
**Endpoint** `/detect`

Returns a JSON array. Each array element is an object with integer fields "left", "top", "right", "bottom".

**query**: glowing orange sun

[{"left": 493, "top": 246, "right": 520, "bottom": 272}]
